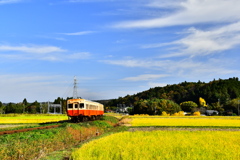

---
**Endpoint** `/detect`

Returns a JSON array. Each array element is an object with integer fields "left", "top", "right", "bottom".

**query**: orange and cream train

[{"left": 67, "top": 98, "right": 104, "bottom": 122}]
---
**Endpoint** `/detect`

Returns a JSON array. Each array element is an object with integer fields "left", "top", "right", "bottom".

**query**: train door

[
  {"left": 74, "top": 103, "right": 79, "bottom": 116},
  {"left": 67, "top": 103, "right": 73, "bottom": 116}
]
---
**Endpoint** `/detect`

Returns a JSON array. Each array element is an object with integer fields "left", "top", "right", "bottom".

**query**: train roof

[{"left": 67, "top": 98, "right": 103, "bottom": 105}]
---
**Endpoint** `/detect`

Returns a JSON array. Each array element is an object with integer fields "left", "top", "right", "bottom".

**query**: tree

[
  {"left": 28, "top": 101, "right": 40, "bottom": 114},
  {"left": 22, "top": 98, "right": 28, "bottom": 113},
  {"left": 211, "top": 102, "right": 224, "bottom": 115},
  {"left": 180, "top": 101, "right": 198, "bottom": 112},
  {"left": 199, "top": 97, "right": 207, "bottom": 107},
  {"left": 133, "top": 98, "right": 181, "bottom": 115},
  {"left": 225, "top": 98, "right": 240, "bottom": 115},
  {"left": 5, "top": 103, "right": 16, "bottom": 113},
  {"left": 0, "top": 101, "right": 5, "bottom": 114}
]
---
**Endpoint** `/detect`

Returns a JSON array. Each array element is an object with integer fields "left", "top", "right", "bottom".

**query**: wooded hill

[{"left": 105, "top": 77, "right": 240, "bottom": 115}]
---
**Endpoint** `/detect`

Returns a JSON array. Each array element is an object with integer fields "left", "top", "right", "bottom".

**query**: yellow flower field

[
  {"left": 131, "top": 117, "right": 240, "bottom": 127},
  {"left": 0, "top": 114, "right": 68, "bottom": 124},
  {"left": 71, "top": 130, "right": 240, "bottom": 160}
]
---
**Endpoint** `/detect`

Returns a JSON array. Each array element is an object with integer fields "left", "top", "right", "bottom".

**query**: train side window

[
  {"left": 80, "top": 103, "right": 84, "bottom": 108},
  {"left": 74, "top": 104, "right": 78, "bottom": 108},
  {"left": 68, "top": 104, "right": 73, "bottom": 108}
]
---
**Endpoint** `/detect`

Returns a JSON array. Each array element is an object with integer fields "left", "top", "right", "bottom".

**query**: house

[{"left": 205, "top": 110, "right": 219, "bottom": 116}]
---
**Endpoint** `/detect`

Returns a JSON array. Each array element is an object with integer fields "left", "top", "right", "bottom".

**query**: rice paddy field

[
  {"left": 71, "top": 116, "right": 240, "bottom": 160},
  {"left": 71, "top": 130, "right": 240, "bottom": 160},
  {"left": 0, "top": 114, "right": 68, "bottom": 124},
  {"left": 130, "top": 116, "right": 240, "bottom": 127}
]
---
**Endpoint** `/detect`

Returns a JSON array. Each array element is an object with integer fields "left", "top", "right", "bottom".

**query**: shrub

[
  {"left": 193, "top": 111, "right": 201, "bottom": 116},
  {"left": 172, "top": 111, "right": 185, "bottom": 116},
  {"left": 161, "top": 111, "right": 169, "bottom": 116}
]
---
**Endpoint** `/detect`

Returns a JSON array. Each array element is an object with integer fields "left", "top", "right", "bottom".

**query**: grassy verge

[{"left": 0, "top": 115, "right": 123, "bottom": 160}]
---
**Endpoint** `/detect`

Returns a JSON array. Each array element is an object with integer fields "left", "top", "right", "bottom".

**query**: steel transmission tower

[{"left": 73, "top": 76, "right": 78, "bottom": 99}]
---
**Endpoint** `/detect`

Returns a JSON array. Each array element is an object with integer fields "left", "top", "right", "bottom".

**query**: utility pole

[{"left": 73, "top": 76, "right": 78, "bottom": 99}]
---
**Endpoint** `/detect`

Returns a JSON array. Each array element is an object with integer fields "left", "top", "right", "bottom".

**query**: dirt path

[
  {"left": 0, "top": 125, "right": 60, "bottom": 135},
  {"left": 128, "top": 127, "right": 240, "bottom": 132},
  {"left": 0, "top": 125, "right": 24, "bottom": 129}
]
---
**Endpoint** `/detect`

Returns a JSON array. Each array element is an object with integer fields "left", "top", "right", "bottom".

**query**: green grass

[{"left": 0, "top": 116, "right": 120, "bottom": 160}]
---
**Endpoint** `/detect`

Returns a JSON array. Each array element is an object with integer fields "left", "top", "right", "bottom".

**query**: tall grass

[
  {"left": 71, "top": 130, "right": 240, "bottom": 160},
  {"left": 0, "top": 116, "right": 119, "bottom": 160}
]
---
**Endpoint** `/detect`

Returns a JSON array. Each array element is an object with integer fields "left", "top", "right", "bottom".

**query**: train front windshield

[
  {"left": 68, "top": 104, "right": 73, "bottom": 109},
  {"left": 80, "top": 103, "right": 84, "bottom": 108},
  {"left": 68, "top": 103, "right": 84, "bottom": 109}
]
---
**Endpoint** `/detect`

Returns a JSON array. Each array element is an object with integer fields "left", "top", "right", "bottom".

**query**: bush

[
  {"left": 193, "top": 111, "right": 201, "bottom": 116},
  {"left": 172, "top": 111, "right": 185, "bottom": 116},
  {"left": 161, "top": 111, "right": 169, "bottom": 116}
]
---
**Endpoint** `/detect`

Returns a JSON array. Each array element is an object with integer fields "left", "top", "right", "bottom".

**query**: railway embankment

[{"left": 0, "top": 116, "right": 125, "bottom": 160}]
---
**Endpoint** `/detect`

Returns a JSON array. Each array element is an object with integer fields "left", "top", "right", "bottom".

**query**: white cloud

[
  {"left": 141, "top": 21, "right": 240, "bottom": 58},
  {"left": 160, "top": 22, "right": 240, "bottom": 57},
  {"left": 60, "top": 31, "right": 94, "bottom": 36},
  {"left": 148, "top": 82, "right": 168, "bottom": 88},
  {"left": 0, "top": 45, "right": 65, "bottom": 54},
  {"left": 0, "top": 44, "right": 92, "bottom": 61},
  {"left": 103, "top": 57, "right": 239, "bottom": 79},
  {"left": 0, "top": 0, "right": 21, "bottom": 5},
  {"left": 0, "top": 74, "right": 66, "bottom": 102},
  {"left": 68, "top": 52, "right": 92, "bottom": 59},
  {"left": 102, "top": 59, "right": 170, "bottom": 68},
  {"left": 122, "top": 74, "right": 168, "bottom": 81},
  {"left": 67, "top": 0, "right": 119, "bottom": 2},
  {"left": 113, "top": 0, "right": 240, "bottom": 28},
  {"left": 28, "top": 52, "right": 92, "bottom": 61}
]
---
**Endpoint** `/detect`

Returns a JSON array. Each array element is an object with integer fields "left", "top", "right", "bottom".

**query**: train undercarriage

[{"left": 69, "top": 115, "right": 103, "bottom": 123}]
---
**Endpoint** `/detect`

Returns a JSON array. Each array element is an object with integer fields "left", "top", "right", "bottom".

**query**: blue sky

[{"left": 1, "top": 0, "right": 240, "bottom": 103}]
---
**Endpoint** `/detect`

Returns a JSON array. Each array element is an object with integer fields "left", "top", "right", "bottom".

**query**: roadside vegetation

[{"left": 0, "top": 115, "right": 123, "bottom": 160}]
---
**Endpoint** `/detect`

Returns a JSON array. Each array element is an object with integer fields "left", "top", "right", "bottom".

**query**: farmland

[
  {"left": 71, "top": 130, "right": 240, "bottom": 160},
  {"left": 0, "top": 114, "right": 68, "bottom": 124},
  {"left": 130, "top": 116, "right": 240, "bottom": 127},
  {"left": 0, "top": 114, "right": 240, "bottom": 160},
  {"left": 71, "top": 115, "right": 240, "bottom": 160}
]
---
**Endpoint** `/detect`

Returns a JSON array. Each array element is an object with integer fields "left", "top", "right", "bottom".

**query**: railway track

[{"left": 0, "top": 124, "right": 61, "bottom": 136}]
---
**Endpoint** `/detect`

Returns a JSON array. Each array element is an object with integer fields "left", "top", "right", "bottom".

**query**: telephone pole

[{"left": 73, "top": 76, "right": 78, "bottom": 99}]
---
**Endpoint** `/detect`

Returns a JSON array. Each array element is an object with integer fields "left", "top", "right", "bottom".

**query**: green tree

[
  {"left": 180, "top": 101, "right": 198, "bottom": 112},
  {"left": 225, "top": 98, "right": 240, "bottom": 115},
  {"left": 28, "top": 101, "right": 40, "bottom": 114},
  {"left": 22, "top": 98, "right": 28, "bottom": 113},
  {"left": 133, "top": 98, "right": 181, "bottom": 115},
  {"left": 0, "top": 101, "right": 5, "bottom": 114},
  {"left": 211, "top": 102, "right": 224, "bottom": 115}
]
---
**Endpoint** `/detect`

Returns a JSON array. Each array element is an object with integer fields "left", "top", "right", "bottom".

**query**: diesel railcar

[{"left": 67, "top": 98, "right": 104, "bottom": 122}]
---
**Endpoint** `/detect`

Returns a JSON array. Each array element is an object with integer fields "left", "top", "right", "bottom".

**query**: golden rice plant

[
  {"left": 0, "top": 114, "right": 68, "bottom": 124},
  {"left": 71, "top": 130, "right": 240, "bottom": 160},
  {"left": 131, "top": 117, "right": 240, "bottom": 127}
]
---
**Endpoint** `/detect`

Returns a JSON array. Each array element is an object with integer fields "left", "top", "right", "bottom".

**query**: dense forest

[{"left": 105, "top": 77, "right": 240, "bottom": 115}]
